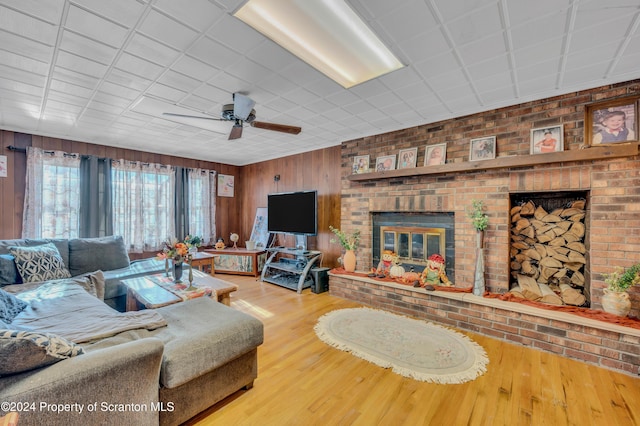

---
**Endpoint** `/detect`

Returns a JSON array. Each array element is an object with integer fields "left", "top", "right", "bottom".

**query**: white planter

[{"left": 601, "top": 288, "right": 631, "bottom": 317}]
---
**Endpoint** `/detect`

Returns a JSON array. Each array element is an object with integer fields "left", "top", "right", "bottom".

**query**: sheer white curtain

[
  {"left": 187, "top": 168, "right": 217, "bottom": 245},
  {"left": 22, "top": 147, "right": 80, "bottom": 238},
  {"left": 111, "top": 160, "right": 175, "bottom": 253}
]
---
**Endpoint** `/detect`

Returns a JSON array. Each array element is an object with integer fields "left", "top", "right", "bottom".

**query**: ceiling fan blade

[
  {"left": 162, "top": 112, "right": 222, "bottom": 121},
  {"left": 251, "top": 121, "right": 301, "bottom": 135},
  {"left": 228, "top": 122, "right": 243, "bottom": 140}
]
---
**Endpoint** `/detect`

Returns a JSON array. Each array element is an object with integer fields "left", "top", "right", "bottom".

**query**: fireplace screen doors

[{"left": 381, "top": 226, "right": 446, "bottom": 267}]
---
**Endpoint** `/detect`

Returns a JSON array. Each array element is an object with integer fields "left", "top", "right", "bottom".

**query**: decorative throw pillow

[
  {"left": 0, "top": 254, "right": 21, "bottom": 286},
  {"left": 68, "top": 236, "right": 130, "bottom": 276},
  {"left": 9, "top": 243, "right": 72, "bottom": 283},
  {"left": 0, "top": 329, "right": 84, "bottom": 376},
  {"left": 0, "top": 288, "right": 27, "bottom": 323}
]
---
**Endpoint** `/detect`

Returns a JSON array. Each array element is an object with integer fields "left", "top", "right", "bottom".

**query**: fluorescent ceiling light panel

[{"left": 234, "top": 0, "right": 404, "bottom": 88}]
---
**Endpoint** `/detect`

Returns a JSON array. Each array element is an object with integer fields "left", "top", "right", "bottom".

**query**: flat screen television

[{"left": 267, "top": 190, "right": 318, "bottom": 236}]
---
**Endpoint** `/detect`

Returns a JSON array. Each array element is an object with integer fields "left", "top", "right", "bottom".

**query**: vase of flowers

[
  {"left": 185, "top": 234, "right": 203, "bottom": 256},
  {"left": 602, "top": 263, "right": 640, "bottom": 317},
  {"left": 329, "top": 226, "right": 361, "bottom": 272},
  {"left": 467, "top": 200, "right": 489, "bottom": 296},
  {"left": 157, "top": 238, "right": 190, "bottom": 283},
  {"left": 173, "top": 261, "right": 184, "bottom": 283}
]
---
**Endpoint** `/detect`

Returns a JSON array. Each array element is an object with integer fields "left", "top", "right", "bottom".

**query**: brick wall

[
  {"left": 330, "top": 274, "right": 640, "bottom": 376},
  {"left": 338, "top": 79, "right": 640, "bottom": 316}
]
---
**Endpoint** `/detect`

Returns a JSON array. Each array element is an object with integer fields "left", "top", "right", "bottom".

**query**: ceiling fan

[{"left": 163, "top": 93, "right": 302, "bottom": 140}]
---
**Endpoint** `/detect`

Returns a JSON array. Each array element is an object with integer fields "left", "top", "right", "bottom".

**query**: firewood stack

[{"left": 509, "top": 199, "right": 587, "bottom": 306}]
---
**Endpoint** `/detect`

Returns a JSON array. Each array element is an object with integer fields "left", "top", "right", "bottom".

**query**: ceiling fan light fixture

[
  {"left": 232, "top": 93, "right": 257, "bottom": 120},
  {"left": 234, "top": 0, "right": 404, "bottom": 88}
]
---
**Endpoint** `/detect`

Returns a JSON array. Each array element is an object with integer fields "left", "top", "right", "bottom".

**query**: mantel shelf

[{"left": 347, "top": 143, "right": 639, "bottom": 182}]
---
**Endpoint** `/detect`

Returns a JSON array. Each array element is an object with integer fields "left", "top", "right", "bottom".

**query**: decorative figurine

[
  {"left": 369, "top": 250, "right": 396, "bottom": 278},
  {"left": 389, "top": 254, "right": 405, "bottom": 278},
  {"left": 415, "top": 253, "right": 452, "bottom": 290},
  {"left": 214, "top": 238, "right": 226, "bottom": 250},
  {"left": 398, "top": 268, "right": 421, "bottom": 286},
  {"left": 230, "top": 233, "right": 239, "bottom": 249}
]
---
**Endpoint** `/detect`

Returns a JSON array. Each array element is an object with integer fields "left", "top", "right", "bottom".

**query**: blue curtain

[
  {"left": 79, "top": 156, "right": 113, "bottom": 238},
  {"left": 174, "top": 166, "right": 190, "bottom": 241}
]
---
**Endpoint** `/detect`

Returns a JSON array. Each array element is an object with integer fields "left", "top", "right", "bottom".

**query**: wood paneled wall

[
  {"left": 240, "top": 147, "right": 343, "bottom": 269},
  {"left": 0, "top": 130, "right": 343, "bottom": 267}
]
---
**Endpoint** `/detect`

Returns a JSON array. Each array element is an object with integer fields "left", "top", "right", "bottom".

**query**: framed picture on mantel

[
  {"left": 585, "top": 96, "right": 638, "bottom": 147},
  {"left": 530, "top": 125, "right": 564, "bottom": 154},
  {"left": 352, "top": 155, "right": 370, "bottom": 174},
  {"left": 469, "top": 136, "right": 496, "bottom": 161},
  {"left": 424, "top": 143, "right": 447, "bottom": 166},
  {"left": 398, "top": 148, "right": 418, "bottom": 169},
  {"left": 375, "top": 155, "right": 396, "bottom": 171}
]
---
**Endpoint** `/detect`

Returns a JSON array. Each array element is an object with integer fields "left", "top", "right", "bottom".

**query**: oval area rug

[{"left": 314, "top": 308, "right": 489, "bottom": 384}]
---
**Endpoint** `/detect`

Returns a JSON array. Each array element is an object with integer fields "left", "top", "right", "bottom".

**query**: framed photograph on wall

[
  {"left": 469, "top": 136, "right": 496, "bottom": 161},
  {"left": 585, "top": 96, "right": 638, "bottom": 146},
  {"left": 424, "top": 143, "right": 447, "bottom": 166},
  {"left": 398, "top": 148, "right": 418, "bottom": 169},
  {"left": 530, "top": 125, "right": 564, "bottom": 154},
  {"left": 217, "top": 174, "right": 234, "bottom": 197},
  {"left": 352, "top": 155, "right": 370, "bottom": 174},
  {"left": 375, "top": 155, "right": 396, "bottom": 171}
]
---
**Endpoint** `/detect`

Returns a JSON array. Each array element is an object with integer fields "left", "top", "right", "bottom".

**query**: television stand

[{"left": 260, "top": 247, "right": 322, "bottom": 293}]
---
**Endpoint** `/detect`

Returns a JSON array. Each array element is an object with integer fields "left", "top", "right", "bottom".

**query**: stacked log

[{"left": 509, "top": 199, "right": 587, "bottom": 306}]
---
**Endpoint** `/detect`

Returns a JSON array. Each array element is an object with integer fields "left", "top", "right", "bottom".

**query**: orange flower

[{"left": 160, "top": 238, "right": 191, "bottom": 261}]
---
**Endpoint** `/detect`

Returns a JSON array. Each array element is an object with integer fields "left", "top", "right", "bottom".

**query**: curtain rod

[
  {"left": 7, "top": 145, "right": 77, "bottom": 157},
  {"left": 7, "top": 145, "right": 216, "bottom": 173}
]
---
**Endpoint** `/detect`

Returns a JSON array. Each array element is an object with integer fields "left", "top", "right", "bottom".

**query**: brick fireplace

[
  {"left": 329, "top": 80, "right": 640, "bottom": 375},
  {"left": 339, "top": 157, "right": 638, "bottom": 313}
]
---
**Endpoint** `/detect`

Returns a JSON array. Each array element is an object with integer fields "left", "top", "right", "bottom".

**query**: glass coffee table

[{"left": 123, "top": 269, "right": 238, "bottom": 311}]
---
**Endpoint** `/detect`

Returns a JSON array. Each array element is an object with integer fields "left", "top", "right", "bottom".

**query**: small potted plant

[
  {"left": 184, "top": 235, "right": 203, "bottom": 255},
  {"left": 466, "top": 200, "right": 489, "bottom": 234},
  {"left": 602, "top": 263, "right": 640, "bottom": 316},
  {"left": 466, "top": 200, "right": 489, "bottom": 296},
  {"left": 329, "top": 226, "right": 360, "bottom": 272}
]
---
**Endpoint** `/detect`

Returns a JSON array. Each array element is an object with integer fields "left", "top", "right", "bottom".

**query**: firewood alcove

[{"left": 509, "top": 191, "right": 589, "bottom": 307}]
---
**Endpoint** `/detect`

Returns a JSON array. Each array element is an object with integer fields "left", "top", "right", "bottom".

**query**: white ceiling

[{"left": 1, "top": 0, "right": 639, "bottom": 166}]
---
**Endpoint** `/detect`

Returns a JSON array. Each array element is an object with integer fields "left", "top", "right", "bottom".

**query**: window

[
  {"left": 187, "top": 169, "right": 217, "bottom": 245},
  {"left": 112, "top": 161, "right": 175, "bottom": 253},
  {"left": 23, "top": 148, "right": 216, "bottom": 252},
  {"left": 23, "top": 147, "right": 80, "bottom": 239}
]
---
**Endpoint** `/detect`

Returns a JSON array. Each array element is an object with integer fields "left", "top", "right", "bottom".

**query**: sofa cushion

[
  {"left": 0, "top": 254, "right": 21, "bottom": 286},
  {"left": 153, "top": 298, "right": 264, "bottom": 389},
  {"left": 0, "top": 329, "right": 84, "bottom": 376},
  {"left": 10, "top": 243, "right": 72, "bottom": 283},
  {"left": 0, "top": 288, "right": 27, "bottom": 323},
  {"left": 68, "top": 235, "right": 130, "bottom": 276}
]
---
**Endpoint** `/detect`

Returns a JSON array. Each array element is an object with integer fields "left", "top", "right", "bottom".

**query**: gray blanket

[{"left": 10, "top": 281, "right": 167, "bottom": 343}]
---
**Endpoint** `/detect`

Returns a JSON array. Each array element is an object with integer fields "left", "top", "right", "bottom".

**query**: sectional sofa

[{"left": 0, "top": 236, "right": 264, "bottom": 425}]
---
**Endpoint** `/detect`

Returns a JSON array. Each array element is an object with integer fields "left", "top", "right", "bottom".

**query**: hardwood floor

[{"left": 187, "top": 275, "right": 640, "bottom": 426}]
